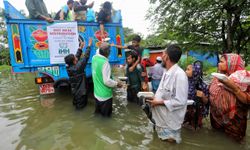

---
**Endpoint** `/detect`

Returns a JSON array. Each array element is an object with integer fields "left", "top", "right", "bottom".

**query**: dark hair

[
  {"left": 165, "top": 44, "right": 182, "bottom": 63},
  {"left": 132, "top": 35, "right": 141, "bottom": 42},
  {"left": 64, "top": 54, "right": 75, "bottom": 66},
  {"left": 80, "top": 0, "right": 87, "bottom": 5},
  {"left": 156, "top": 60, "right": 162, "bottom": 63},
  {"left": 127, "top": 50, "right": 138, "bottom": 61},
  {"left": 103, "top": 1, "right": 112, "bottom": 10},
  {"left": 67, "top": 0, "right": 74, "bottom": 4}
]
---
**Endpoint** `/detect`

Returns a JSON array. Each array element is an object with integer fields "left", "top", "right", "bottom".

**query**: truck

[{"left": 3, "top": 0, "right": 125, "bottom": 94}]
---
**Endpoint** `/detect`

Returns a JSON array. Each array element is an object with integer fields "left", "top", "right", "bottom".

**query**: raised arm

[
  {"left": 128, "top": 56, "right": 140, "bottom": 72},
  {"left": 59, "top": 9, "right": 65, "bottom": 20},
  {"left": 110, "top": 43, "right": 128, "bottom": 49},
  {"left": 75, "top": 38, "right": 92, "bottom": 72},
  {"left": 136, "top": 64, "right": 145, "bottom": 89}
]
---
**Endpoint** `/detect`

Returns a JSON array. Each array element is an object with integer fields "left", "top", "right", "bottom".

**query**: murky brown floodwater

[{"left": 0, "top": 68, "right": 250, "bottom": 150}]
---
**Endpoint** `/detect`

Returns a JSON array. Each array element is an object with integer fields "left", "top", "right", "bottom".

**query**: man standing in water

[
  {"left": 92, "top": 42, "right": 122, "bottom": 117},
  {"left": 147, "top": 45, "right": 188, "bottom": 143}
]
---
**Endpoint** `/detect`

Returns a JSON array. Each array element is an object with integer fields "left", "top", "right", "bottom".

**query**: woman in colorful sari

[
  {"left": 184, "top": 61, "right": 209, "bottom": 130},
  {"left": 209, "top": 53, "right": 250, "bottom": 143}
]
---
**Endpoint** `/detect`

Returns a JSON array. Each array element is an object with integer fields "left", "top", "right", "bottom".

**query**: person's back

[
  {"left": 25, "top": 0, "right": 50, "bottom": 19},
  {"left": 149, "top": 57, "right": 164, "bottom": 93},
  {"left": 73, "top": 0, "right": 94, "bottom": 21},
  {"left": 150, "top": 63, "right": 164, "bottom": 80},
  {"left": 65, "top": 39, "right": 92, "bottom": 109},
  {"left": 92, "top": 54, "right": 113, "bottom": 99},
  {"left": 92, "top": 42, "right": 122, "bottom": 117}
]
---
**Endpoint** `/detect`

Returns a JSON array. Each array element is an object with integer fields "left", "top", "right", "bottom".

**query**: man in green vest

[{"left": 92, "top": 42, "right": 122, "bottom": 117}]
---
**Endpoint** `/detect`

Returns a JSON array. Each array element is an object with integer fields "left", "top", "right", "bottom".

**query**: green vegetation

[
  {"left": 0, "top": 8, "right": 10, "bottom": 66},
  {"left": 246, "top": 65, "right": 250, "bottom": 71},
  {"left": 0, "top": 65, "right": 10, "bottom": 71},
  {"left": 179, "top": 56, "right": 217, "bottom": 76},
  {"left": 123, "top": 27, "right": 144, "bottom": 44},
  {"left": 146, "top": 0, "right": 250, "bottom": 63}
]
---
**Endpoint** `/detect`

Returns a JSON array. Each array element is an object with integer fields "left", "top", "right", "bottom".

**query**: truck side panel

[{"left": 7, "top": 21, "right": 125, "bottom": 79}]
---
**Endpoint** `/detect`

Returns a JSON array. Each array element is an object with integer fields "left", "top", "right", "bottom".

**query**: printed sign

[{"left": 47, "top": 22, "right": 79, "bottom": 64}]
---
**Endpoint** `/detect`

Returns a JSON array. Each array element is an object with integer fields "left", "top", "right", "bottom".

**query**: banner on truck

[{"left": 47, "top": 22, "right": 79, "bottom": 64}]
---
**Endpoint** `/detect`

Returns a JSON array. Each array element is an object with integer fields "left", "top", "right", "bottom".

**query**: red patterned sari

[{"left": 209, "top": 54, "right": 249, "bottom": 142}]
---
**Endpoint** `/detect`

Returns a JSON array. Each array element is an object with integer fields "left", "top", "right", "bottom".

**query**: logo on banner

[{"left": 58, "top": 43, "right": 70, "bottom": 55}]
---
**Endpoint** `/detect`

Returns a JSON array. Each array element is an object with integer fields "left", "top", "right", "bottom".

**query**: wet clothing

[
  {"left": 209, "top": 53, "right": 249, "bottom": 142},
  {"left": 73, "top": 1, "right": 88, "bottom": 21},
  {"left": 97, "top": 9, "right": 112, "bottom": 24},
  {"left": 95, "top": 98, "right": 113, "bottom": 117},
  {"left": 54, "top": 5, "right": 73, "bottom": 21},
  {"left": 152, "top": 64, "right": 188, "bottom": 143},
  {"left": 151, "top": 79, "right": 161, "bottom": 94},
  {"left": 184, "top": 61, "right": 209, "bottom": 129},
  {"left": 25, "top": 0, "right": 50, "bottom": 19},
  {"left": 148, "top": 63, "right": 164, "bottom": 93},
  {"left": 126, "top": 64, "right": 144, "bottom": 104},
  {"left": 73, "top": 95, "right": 88, "bottom": 109},
  {"left": 66, "top": 46, "right": 91, "bottom": 109},
  {"left": 210, "top": 78, "right": 250, "bottom": 142},
  {"left": 92, "top": 54, "right": 117, "bottom": 117},
  {"left": 92, "top": 54, "right": 118, "bottom": 101}
]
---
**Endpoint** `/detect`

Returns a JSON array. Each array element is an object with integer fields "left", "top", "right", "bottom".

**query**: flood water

[{"left": 0, "top": 69, "right": 250, "bottom": 150}]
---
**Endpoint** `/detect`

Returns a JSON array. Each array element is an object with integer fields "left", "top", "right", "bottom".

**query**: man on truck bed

[
  {"left": 54, "top": 0, "right": 74, "bottom": 21},
  {"left": 25, "top": 0, "right": 53, "bottom": 22},
  {"left": 64, "top": 38, "right": 92, "bottom": 110},
  {"left": 73, "top": 0, "right": 94, "bottom": 21}
]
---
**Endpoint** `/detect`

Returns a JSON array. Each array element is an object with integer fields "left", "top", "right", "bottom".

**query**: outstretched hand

[
  {"left": 46, "top": 17, "right": 54, "bottom": 23},
  {"left": 79, "top": 41, "right": 85, "bottom": 49},
  {"left": 88, "top": 38, "right": 93, "bottom": 47}
]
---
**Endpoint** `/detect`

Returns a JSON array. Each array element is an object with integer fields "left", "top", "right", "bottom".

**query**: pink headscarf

[
  {"left": 223, "top": 53, "right": 245, "bottom": 75},
  {"left": 210, "top": 54, "right": 246, "bottom": 124}
]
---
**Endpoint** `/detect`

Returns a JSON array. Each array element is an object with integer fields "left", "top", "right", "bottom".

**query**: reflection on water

[{"left": 0, "top": 70, "right": 250, "bottom": 150}]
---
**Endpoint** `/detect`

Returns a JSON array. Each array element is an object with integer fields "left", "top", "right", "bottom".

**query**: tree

[
  {"left": 147, "top": 0, "right": 250, "bottom": 57},
  {"left": 123, "top": 27, "right": 144, "bottom": 44},
  {"left": 144, "top": 34, "right": 166, "bottom": 47},
  {"left": 0, "top": 8, "right": 10, "bottom": 65}
]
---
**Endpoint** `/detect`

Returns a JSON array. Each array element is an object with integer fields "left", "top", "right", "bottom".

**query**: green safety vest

[{"left": 92, "top": 55, "right": 113, "bottom": 99}]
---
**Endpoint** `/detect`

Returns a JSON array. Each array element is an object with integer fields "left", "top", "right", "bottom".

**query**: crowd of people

[
  {"left": 64, "top": 34, "right": 250, "bottom": 144},
  {"left": 26, "top": 0, "right": 118, "bottom": 38},
  {"left": 25, "top": 0, "right": 250, "bottom": 145}
]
